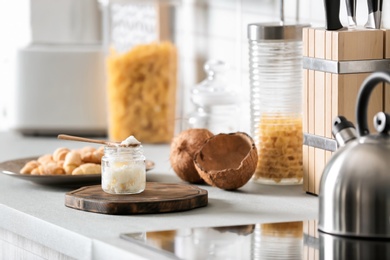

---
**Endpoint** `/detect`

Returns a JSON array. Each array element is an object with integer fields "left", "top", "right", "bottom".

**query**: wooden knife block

[
  {"left": 302, "top": 27, "right": 390, "bottom": 195},
  {"left": 385, "top": 30, "right": 390, "bottom": 112}
]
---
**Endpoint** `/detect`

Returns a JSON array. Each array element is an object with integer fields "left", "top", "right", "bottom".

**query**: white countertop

[{"left": 0, "top": 131, "right": 318, "bottom": 259}]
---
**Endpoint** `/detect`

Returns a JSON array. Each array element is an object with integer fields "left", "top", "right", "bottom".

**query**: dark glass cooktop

[{"left": 120, "top": 220, "right": 390, "bottom": 260}]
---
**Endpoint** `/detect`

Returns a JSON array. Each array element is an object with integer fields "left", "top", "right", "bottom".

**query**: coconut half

[{"left": 194, "top": 132, "right": 258, "bottom": 190}]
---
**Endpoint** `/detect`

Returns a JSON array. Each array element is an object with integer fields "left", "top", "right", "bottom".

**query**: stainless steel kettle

[{"left": 319, "top": 71, "right": 390, "bottom": 239}]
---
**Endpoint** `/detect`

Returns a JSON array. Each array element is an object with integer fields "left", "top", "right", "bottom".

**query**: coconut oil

[{"left": 101, "top": 137, "right": 146, "bottom": 194}]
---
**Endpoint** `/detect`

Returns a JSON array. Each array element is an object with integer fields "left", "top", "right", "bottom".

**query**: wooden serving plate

[{"left": 65, "top": 182, "right": 208, "bottom": 215}]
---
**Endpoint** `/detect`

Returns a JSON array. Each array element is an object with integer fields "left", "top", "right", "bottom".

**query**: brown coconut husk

[
  {"left": 169, "top": 128, "right": 214, "bottom": 183},
  {"left": 194, "top": 132, "right": 258, "bottom": 190}
]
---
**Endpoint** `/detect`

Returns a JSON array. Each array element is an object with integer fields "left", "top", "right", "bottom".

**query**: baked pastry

[
  {"left": 53, "top": 147, "right": 70, "bottom": 161},
  {"left": 72, "top": 163, "right": 101, "bottom": 175},
  {"left": 37, "top": 154, "right": 53, "bottom": 164},
  {"left": 31, "top": 167, "right": 41, "bottom": 175},
  {"left": 80, "top": 146, "right": 104, "bottom": 164},
  {"left": 63, "top": 151, "right": 82, "bottom": 175},
  {"left": 20, "top": 160, "right": 40, "bottom": 174},
  {"left": 20, "top": 145, "right": 104, "bottom": 175},
  {"left": 36, "top": 161, "right": 65, "bottom": 175}
]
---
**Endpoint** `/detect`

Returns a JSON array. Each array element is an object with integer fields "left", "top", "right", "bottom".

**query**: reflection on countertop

[{"left": 121, "top": 220, "right": 390, "bottom": 260}]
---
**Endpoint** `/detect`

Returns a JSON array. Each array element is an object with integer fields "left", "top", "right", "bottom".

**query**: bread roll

[
  {"left": 37, "top": 161, "right": 65, "bottom": 175},
  {"left": 63, "top": 151, "right": 82, "bottom": 175},
  {"left": 20, "top": 160, "right": 40, "bottom": 174},
  {"left": 20, "top": 145, "right": 105, "bottom": 176},
  {"left": 53, "top": 147, "right": 70, "bottom": 162},
  {"left": 72, "top": 163, "right": 101, "bottom": 175},
  {"left": 31, "top": 168, "right": 41, "bottom": 175},
  {"left": 80, "top": 146, "right": 103, "bottom": 164},
  {"left": 37, "top": 154, "right": 53, "bottom": 164}
]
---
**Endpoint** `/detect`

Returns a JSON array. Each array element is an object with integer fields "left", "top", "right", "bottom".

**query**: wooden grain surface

[
  {"left": 65, "top": 182, "right": 208, "bottom": 215},
  {"left": 302, "top": 27, "right": 385, "bottom": 195},
  {"left": 386, "top": 30, "right": 390, "bottom": 59},
  {"left": 384, "top": 30, "right": 390, "bottom": 113},
  {"left": 332, "top": 29, "right": 383, "bottom": 61}
]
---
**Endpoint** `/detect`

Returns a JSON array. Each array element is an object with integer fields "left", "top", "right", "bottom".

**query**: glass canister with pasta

[
  {"left": 248, "top": 23, "right": 308, "bottom": 185},
  {"left": 102, "top": 0, "right": 178, "bottom": 143}
]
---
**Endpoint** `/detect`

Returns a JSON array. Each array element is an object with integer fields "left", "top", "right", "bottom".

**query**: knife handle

[
  {"left": 345, "top": 0, "right": 356, "bottom": 17},
  {"left": 345, "top": 0, "right": 357, "bottom": 27},
  {"left": 367, "top": 0, "right": 382, "bottom": 13},
  {"left": 367, "top": 0, "right": 378, "bottom": 13},
  {"left": 324, "top": 0, "right": 343, "bottom": 30},
  {"left": 365, "top": 0, "right": 383, "bottom": 29},
  {"left": 367, "top": 0, "right": 383, "bottom": 12}
]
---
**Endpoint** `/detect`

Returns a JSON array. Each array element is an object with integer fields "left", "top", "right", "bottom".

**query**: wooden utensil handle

[{"left": 57, "top": 134, "right": 107, "bottom": 145}]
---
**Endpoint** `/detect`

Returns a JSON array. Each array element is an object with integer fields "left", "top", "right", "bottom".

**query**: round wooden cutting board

[{"left": 65, "top": 182, "right": 208, "bottom": 215}]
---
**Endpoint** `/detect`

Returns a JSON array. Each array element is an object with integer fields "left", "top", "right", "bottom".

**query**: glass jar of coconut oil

[{"left": 101, "top": 142, "right": 146, "bottom": 194}]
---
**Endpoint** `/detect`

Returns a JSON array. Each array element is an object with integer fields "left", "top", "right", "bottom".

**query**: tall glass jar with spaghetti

[
  {"left": 248, "top": 23, "right": 308, "bottom": 185},
  {"left": 102, "top": 0, "right": 178, "bottom": 143}
]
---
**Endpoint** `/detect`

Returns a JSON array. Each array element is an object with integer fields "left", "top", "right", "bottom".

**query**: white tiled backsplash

[
  {"left": 176, "top": 0, "right": 390, "bottom": 134},
  {"left": 0, "top": 0, "right": 389, "bottom": 133}
]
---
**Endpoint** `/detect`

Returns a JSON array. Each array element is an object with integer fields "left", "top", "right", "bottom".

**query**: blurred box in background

[{"left": 8, "top": 0, "right": 107, "bottom": 136}]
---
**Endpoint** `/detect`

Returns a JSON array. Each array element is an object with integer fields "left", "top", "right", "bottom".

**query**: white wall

[
  {"left": 176, "top": 0, "right": 390, "bottom": 134},
  {"left": 0, "top": 1, "right": 30, "bottom": 130},
  {"left": 0, "top": 0, "right": 389, "bottom": 133}
]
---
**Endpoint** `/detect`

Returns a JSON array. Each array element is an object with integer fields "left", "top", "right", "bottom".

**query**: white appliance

[{"left": 9, "top": 0, "right": 107, "bottom": 136}]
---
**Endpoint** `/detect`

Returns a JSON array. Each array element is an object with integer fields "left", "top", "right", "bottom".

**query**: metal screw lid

[{"left": 247, "top": 23, "right": 309, "bottom": 41}]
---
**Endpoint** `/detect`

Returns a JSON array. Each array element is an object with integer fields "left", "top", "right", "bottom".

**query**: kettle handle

[{"left": 356, "top": 71, "right": 390, "bottom": 136}]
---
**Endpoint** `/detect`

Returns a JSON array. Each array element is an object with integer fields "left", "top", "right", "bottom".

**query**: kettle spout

[{"left": 332, "top": 116, "right": 357, "bottom": 147}]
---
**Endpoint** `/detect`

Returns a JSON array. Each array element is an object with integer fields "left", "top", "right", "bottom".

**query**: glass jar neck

[{"left": 104, "top": 145, "right": 144, "bottom": 160}]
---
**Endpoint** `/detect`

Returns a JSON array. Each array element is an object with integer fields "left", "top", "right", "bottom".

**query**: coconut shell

[
  {"left": 194, "top": 132, "right": 258, "bottom": 190},
  {"left": 169, "top": 128, "right": 214, "bottom": 183}
]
